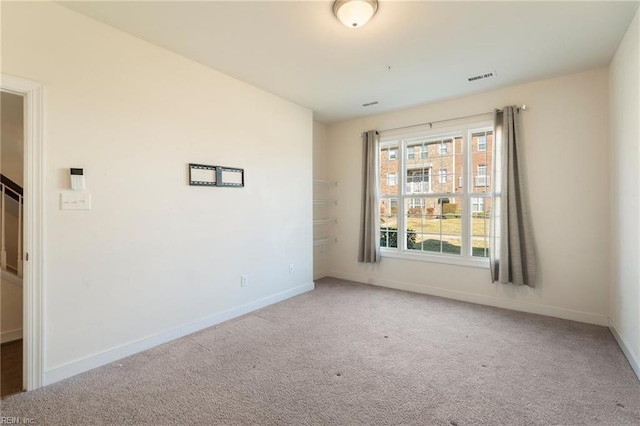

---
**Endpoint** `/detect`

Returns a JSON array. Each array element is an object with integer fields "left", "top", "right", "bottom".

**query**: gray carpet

[{"left": 1, "top": 277, "right": 639, "bottom": 425}]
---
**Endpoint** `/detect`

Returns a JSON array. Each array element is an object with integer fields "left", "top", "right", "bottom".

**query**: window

[
  {"left": 477, "top": 135, "right": 487, "bottom": 152},
  {"left": 389, "top": 149, "right": 397, "bottom": 160},
  {"left": 378, "top": 123, "right": 493, "bottom": 266},
  {"left": 438, "top": 169, "right": 447, "bottom": 184},
  {"left": 475, "top": 164, "right": 487, "bottom": 187},
  {"left": 471, "top": 197, "right": 484, "bottom": 212},
  {"left": 406, "top": 169, "right": 431, "bottom": 194},
  {"left": 410, "top": 198, "right": 425, "bottom": 209},
  {"left": 439, "top": 142, "right": 448, "bottom": 155},
  {"left": 408, "top": 145, "right": 428, "bottom": 159}
]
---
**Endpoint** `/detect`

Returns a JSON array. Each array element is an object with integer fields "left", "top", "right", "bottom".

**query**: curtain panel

[
  {"left": 358, "top": 130, "right": 381, "bottom": 263},
  {"left": 490, "top": 106, "right": 537, "bottom": 287}
]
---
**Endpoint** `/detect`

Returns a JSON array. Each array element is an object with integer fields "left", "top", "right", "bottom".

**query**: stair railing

[{"left": 1, "top": 174, "right": 24, "bottom": 278}]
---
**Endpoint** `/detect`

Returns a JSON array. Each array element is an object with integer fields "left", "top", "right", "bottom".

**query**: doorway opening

[{"left": 1, "top": 74, "right": 44, "bottom": 392}]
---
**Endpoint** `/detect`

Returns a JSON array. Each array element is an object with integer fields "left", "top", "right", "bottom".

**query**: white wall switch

[{"left": 60, "top": 192, "right": 91, "bottom": 210}]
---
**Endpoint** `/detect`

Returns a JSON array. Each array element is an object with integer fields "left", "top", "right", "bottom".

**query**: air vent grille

[{"left": 362, "top": 101, "right": 379, "bottom": 107}]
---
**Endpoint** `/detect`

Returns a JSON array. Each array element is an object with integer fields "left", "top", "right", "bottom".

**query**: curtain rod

[{"left": 373, "top": 104, "right": 527, "bottom": 135}]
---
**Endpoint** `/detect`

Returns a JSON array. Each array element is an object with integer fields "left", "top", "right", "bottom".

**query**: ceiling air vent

[
  {"left": 468, "top": 71, "right": 496, "bottom": 82},
  {"left": 362, "top": 101, "right": 379, "bottom": 107}
]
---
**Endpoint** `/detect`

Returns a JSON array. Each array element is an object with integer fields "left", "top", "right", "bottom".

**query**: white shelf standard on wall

[{"left": 312, "top": 180, "right": 338, "bottom": 247}]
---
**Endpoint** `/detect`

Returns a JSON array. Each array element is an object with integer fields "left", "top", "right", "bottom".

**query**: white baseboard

[
  {"left": 328, "top": 270, "right": 609, "bottom": 327},
  {"left": 1, "top": 329, "right": 23, "bottom": 344},
  {"left": 609, "top": 319, "right": 640, "bottom": 380},
  {"left": 44, "top": 282, "right": 315, "bottom": 386}
]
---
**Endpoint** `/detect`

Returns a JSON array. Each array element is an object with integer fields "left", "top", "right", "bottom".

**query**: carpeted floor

[{"left": 1, "top": 277, "right": 639, "bottom": 425}]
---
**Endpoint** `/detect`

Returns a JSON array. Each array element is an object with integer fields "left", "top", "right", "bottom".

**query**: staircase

[{"left": 1, "top": 174, "right": 23, "bottom": 278}]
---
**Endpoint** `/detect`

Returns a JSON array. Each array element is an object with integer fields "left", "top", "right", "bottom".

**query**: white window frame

[
  {"left": 389, "top": 148, "right": 397, "bottom": 159},
  {"left": 379, "top": 121, "right": 492, "bottom": 268},
  {"left": 388, "top": 173, "right": 397, "bottom": 186}
]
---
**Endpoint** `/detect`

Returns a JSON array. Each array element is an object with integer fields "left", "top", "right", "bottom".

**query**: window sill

[{"left": 380, "top": 249, "right": 490, "bottom": 269}]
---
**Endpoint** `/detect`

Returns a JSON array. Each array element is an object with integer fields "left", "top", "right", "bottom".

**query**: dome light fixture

[{"left": 333, "top": 0, "right": 378, "bottom": 29}]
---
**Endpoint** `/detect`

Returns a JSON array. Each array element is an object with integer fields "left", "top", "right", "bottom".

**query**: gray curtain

[
  {"left": 358, "top": 130, "right": 381, "bottom": 263},
  {"left": 490, "top": 106, "right": 537, "bottom": 286}
]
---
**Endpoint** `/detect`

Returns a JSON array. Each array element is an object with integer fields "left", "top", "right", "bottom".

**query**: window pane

[
  {"left": 380, "top": 143, "right": 399, "bottom": 196},
  {"left": 471, "top": 131, "right": 493, "bottom": 193},
  {"left": 406, "top": 140, "right": 428, "bottom": 193},
  {"left": 471, "top": 196, "right": 491, "bottom": 257},
  {"left": 408, "top": 145, "right": 416, "bottom": 159},
  {"left": 380, "top": 198, "right": 398, "bottom": 248},
  {"left": 416, "top": 236, "right": 462, "bottom": 255},
  {"left": 406, "top": 136, "right": 462, "bottom": 196},
  {"left": 405, "top": 197, "right": 461, "bottom": 255},
  {"left": 406, "top": 168, "right": 430, "bottom": 194}
]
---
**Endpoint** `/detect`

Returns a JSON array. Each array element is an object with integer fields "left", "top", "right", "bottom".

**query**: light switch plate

[{"left": 60, "top": 192, "right": 91, "bottom": 210}]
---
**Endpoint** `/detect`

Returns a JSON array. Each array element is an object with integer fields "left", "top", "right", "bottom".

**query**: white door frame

[{"left": 1, "top": 74, "right": 44, "bottom": 390}]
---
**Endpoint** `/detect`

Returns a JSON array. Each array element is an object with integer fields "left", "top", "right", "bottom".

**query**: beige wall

[
  {"left": 2, "top": 1, "right": 313, "bottom": 382},
  {"left": 326, "top": 68, "right": 610, "bottom": 325},
  {"left": 609, "top": 9, "right": 639, "bottom": 374},
  {"left": 1, "top": 275, "right": 23, "bottom": 343}
]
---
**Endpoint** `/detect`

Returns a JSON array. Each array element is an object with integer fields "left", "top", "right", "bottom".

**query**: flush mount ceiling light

[{"left": 333, "top": 0, "right": 378, "bottom": 28}]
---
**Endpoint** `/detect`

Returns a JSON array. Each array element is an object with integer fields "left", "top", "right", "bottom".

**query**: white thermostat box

[{"left": 70, "top": 168, "right": 85, "bottom": 190}]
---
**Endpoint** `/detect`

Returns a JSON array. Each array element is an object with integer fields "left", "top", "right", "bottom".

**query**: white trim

[
  {"left": 44, "top": 282, "right": 315, "bottom": 386},
  {"left": 1, "top": 269, "right": 23, "bottom": 287},
  {"left": 609, "top": 319, "right": 640, "bottom": 380},
  {"left": 1, "top": 329, "right": 23, "bottom": 344},
  {"left": 1, "top": 74, "right": 45, "bottom": 391},
  {"left": 381, "top": 248, "right": 490, "bottom": 269},
  {"left": 328, "top": 271, "right": 609, "bottom": 326}
]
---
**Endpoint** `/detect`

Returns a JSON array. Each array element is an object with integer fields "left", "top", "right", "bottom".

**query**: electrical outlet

[
  {"left": 289, "top": 264, "right": 294, "bottom": 274},
  {"left": 241, "top": 275, "right": 248, "bottom": 287}
]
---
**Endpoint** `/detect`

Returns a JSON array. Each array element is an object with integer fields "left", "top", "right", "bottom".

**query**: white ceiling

[{"left": 59, "top": 1, "right": 639, "bottom": 123}]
